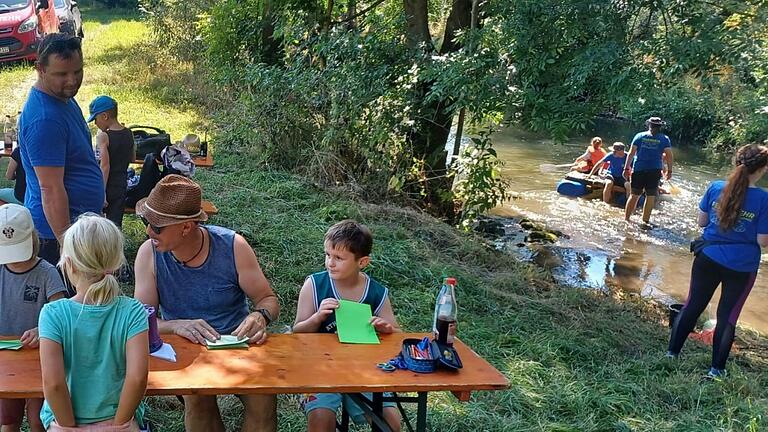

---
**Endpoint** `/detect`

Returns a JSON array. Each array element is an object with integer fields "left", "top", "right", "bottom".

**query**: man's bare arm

[
  {"left": 231, "top": 234, "right": 280, "bottom": 343},
  {"left": 34, "top": 166, "right": 70, "bottom": 241}
]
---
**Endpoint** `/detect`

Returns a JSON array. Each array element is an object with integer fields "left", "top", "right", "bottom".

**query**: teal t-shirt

[{"left": 38, "top": 296, "right": 148, "bottom": 429}]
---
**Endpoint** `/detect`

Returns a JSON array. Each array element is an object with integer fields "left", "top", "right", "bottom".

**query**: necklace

[{"left": 172, "top": 228, "right": 206, "bottom": 267}]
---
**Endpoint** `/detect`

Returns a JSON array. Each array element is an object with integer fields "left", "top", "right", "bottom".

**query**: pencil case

[
  {"left": 402, "top": 338, "right": 437, "bottom": 373},
  {"left": 401, "top": 338, "right": 463, "bottom": 373}
]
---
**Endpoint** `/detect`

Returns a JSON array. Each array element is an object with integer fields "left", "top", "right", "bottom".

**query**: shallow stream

[{"left": 490, "top": 121, "right": 768, "bottom": 333}]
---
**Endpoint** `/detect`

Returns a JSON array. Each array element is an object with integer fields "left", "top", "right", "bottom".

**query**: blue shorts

[{"left": 301, "top": 392, "right": 396, "bottom": 424}]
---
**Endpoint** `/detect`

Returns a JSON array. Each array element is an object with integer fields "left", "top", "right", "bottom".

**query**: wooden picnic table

[
  {"left": 1, "top": 147, "right": 215, "bottom": 169},
  {"left": 0, "top": 333, "right": 508, "bottom": 432}
]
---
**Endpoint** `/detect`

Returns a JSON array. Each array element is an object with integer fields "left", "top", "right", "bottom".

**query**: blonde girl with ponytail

[
  {"left": 667, "top": 144, "right": 768, "bottom": 380},
  {"left": 38, "top": 214, "right": 149, "bottom": 431}
]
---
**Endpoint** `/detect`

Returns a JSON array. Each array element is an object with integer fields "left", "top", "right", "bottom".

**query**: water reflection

[{"left": 492, "top": 122, "right": 768, "bottom": 333}]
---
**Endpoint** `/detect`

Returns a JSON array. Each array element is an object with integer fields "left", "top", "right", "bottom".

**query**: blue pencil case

[{"left": 401, "top": 338, "right": 463, "bottom": 373}]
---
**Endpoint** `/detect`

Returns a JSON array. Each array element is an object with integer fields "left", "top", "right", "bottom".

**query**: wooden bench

[{"left": 124, "top": 200, "right": 218, "bottom": 215}]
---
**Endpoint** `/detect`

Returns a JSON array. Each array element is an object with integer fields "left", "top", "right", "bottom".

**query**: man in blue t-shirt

[
  {"left": 18, "top": 34, "right": 105, "bottom": 266},
  {"left": 623, "top": 116, "right": 673, "bottom": 225},
  {"left": 589, "top": 142, "right": 630, "bottom": 204}
]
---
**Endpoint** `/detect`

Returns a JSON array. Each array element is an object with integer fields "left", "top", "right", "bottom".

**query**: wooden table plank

[
  {"left": 4, "top": 148, "right": 214, "bottom": 169},
  {"left": 0, "top": 333, "right": 508, "bottom": 398}
]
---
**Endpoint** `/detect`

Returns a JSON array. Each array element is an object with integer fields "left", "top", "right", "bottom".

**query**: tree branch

[{"left": 332, "top": 0, "right": 388, "bottom": 24}]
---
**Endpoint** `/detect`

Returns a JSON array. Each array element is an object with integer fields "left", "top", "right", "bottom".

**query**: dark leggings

[{"left": 668, "top": 253, "right": 756, "bottom": 369}]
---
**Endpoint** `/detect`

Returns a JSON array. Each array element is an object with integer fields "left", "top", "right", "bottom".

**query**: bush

[{"left": 140, "top": 0, "right": 212, "bottom": 61}]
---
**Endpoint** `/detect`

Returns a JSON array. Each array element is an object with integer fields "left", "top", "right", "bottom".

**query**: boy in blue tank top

[{"left": 293, "top": 220, "right": 401, "bottom": 432}]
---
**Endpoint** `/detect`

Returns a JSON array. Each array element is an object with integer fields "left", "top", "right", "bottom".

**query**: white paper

[{"left": 150, "top": 343, "right": 177, "bottom": 362}]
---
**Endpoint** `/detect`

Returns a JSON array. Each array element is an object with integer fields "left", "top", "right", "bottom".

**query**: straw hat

[
  {"left": 646, "top": 116, "right": 666, "bottom": 126},
  {"left": 136, "top": 175, "right": 209, "bottom": 227},
  {"left": 182, "top": 133, "right": 200, "bottom": 149}
]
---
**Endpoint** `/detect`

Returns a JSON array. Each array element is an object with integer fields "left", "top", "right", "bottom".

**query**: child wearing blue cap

[{"left": 88, "top": 95, "right": 135, "bottom": 228}]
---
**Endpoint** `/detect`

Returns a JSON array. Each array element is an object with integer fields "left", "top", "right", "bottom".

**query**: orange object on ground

[{"left": 689, "top": 329, "right": 714, "bottom": 345}]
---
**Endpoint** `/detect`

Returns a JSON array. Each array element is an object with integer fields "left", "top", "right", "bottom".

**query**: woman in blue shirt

[{"left": 667, "top": 144, "right": 768, "bottom": 379}]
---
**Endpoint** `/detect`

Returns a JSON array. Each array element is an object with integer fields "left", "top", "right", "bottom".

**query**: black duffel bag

[{"left": 130, "top": 125, "right": 171, "bottom": 159}]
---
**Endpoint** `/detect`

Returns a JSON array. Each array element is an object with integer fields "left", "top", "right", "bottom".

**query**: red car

[{"left": 0, "top": 0, "right": 42, "bottom": 63}]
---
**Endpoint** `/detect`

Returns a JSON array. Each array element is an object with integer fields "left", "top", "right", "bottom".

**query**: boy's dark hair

[
  {"left": 103, "top": 106, "right": 118, "bottom": 119},
  {"left": 37, "top": 33, "right": 82, "bottom": 67},
  {"left": 325, "top": 220, "right": 373, "bottom": 258}
]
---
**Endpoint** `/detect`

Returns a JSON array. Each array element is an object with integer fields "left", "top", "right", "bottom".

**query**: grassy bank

[{"left": 2, "top": 8, "right": 767, "bottom": 432}]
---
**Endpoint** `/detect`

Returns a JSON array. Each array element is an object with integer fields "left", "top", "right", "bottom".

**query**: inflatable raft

[
  {"left": 556, "top": 172, "right": 612, "bottom": 199},
  {"left": 556, "top": 171, "right": 671, "bottom": 206}
]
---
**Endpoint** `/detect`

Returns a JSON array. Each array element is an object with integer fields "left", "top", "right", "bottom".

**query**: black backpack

[{"left": 130, "top": 125, "right": 171, "bottom": 159}]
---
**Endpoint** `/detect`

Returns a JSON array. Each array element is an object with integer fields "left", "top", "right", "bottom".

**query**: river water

[{"left": 490, "top": 120, "right": 768, "bottom": 333}]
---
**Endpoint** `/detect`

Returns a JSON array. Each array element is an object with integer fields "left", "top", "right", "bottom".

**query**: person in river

[
  {"left": 623, "top": 117, "right": 673, "bottom": 225},
  {"left": 666, "top": 144, "right": 768, "bottom": 380},
  {"left": 571, "top": 137, "right": 606, "bottom": 173},
  {"left": 588, "top": 142, "right": 630, "bottom": 204}
]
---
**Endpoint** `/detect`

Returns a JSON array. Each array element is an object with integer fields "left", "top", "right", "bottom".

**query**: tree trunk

[
  {"left": 260, "top": 0, "right": 283, "bottom": 65},
  {"left": 439, "top": 0, "right": 472, "bottom": 54},
  {"left": 404, "top": 0, "right": 474, "bottom": 220},
  {"left": 403, "top": 0, "right": 432, "bottom": 50},
  {"left": 346, "top": 0, "right": 357, "bottom": 29}
]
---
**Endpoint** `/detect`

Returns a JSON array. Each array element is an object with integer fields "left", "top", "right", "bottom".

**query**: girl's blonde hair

[{"left": 59, "top": 214, "right": 125, "bottom": 305}]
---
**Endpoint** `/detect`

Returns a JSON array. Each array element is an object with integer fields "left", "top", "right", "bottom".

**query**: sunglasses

[{"left": 139, "top": 216, "right": 163, "bottom": 235}]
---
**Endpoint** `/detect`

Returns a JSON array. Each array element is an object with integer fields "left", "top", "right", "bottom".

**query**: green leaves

[{"left": 452, "top": 128, "right": 510, "bottom": 228}]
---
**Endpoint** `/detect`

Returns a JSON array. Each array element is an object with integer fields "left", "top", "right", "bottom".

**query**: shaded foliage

[{"left": 142, "top": 0, "right": 768, "bottom": 221}]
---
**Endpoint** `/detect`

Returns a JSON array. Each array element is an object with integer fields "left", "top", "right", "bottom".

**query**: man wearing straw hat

[{"left": 134, "top": 175, "right": 279, "bottom": 432}]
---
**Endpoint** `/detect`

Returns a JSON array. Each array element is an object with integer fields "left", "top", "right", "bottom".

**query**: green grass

[{"left": 4, "top": 7, "right": 768, "bottom": 432}]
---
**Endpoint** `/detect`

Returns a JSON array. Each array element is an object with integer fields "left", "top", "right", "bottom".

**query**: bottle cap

[{"left": 445, "top": 277, "right": 456, "bottom": 285}]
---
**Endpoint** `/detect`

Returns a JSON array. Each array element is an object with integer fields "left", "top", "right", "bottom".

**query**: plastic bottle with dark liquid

[{"left": 432, "top": 277, "right": 457, "bottom": 346}]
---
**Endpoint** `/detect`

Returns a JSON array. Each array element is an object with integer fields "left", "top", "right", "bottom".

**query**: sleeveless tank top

[
  {"left": 154, "top": 225, "right": 249, "bottom": 334},
  {"left": 105, "top": 128, "right": 135, "bottom": 190},
  {"left": 588, "top": 146, "right": 607, "bottom": 167},
  {"left": 308, "top": 270, "right": 389, "bottom": 334}
]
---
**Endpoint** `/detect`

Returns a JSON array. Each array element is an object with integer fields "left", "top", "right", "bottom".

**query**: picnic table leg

[
  {"left": 346, "top": 393, "right": 393, "bottom": 432},
  {"left": 416, "top": 392, "right": 428, "bottom": 432},
  {"left": 371, "top": 392, "right": 384, "bottom": 432}
]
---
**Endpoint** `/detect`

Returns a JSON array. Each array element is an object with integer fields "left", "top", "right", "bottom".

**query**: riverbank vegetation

[
  {"left": 1, "top": 5, "right": 767, "bottom": 431},
  {"left": 142, "top": 0, "right": 768, "bottom": 221}
]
